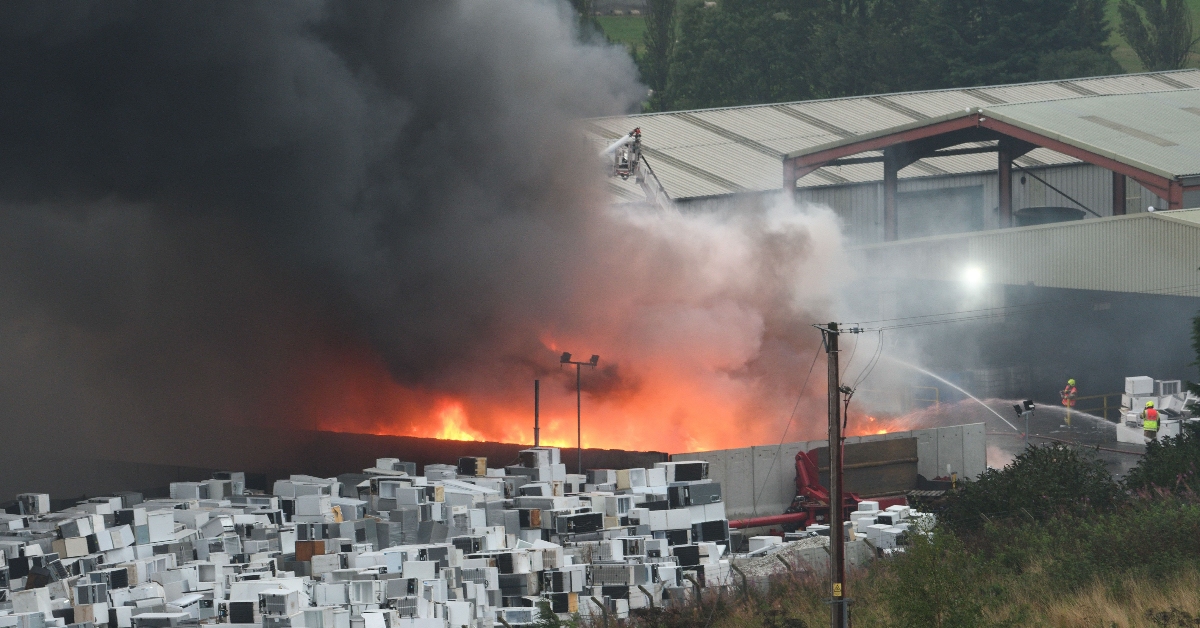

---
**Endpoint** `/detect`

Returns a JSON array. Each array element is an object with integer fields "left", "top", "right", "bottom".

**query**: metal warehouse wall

[
  {"left": 853, "top": 210, "right": 1200, "bottom": 295},
  {"left": 797, "top": 163, "right": 1165, "bottom": 245},
  {"left": 672, "top": 423, "right": 986, "bottom": 520}
]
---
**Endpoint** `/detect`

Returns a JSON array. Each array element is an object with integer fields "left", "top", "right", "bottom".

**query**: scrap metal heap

[{"left": 0, "top": 448, "right": 747, "bottom": 628}]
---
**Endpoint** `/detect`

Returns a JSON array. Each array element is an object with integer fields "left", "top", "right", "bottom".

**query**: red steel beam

[
  {"left": 782, "top": 113, "right": 1185, "bottom": 212},
  {"left": 977, "top": 117, "right": 1174, "bottom": 200},
  {"left": 787, "top": 115, "right": 981, "bottom": 172}
]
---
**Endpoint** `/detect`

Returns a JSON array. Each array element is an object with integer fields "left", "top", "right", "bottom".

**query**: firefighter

[
  {"left": 1142, "top": 400, "right": 1159, "bottom": 443},
  {"left": 1061, "top": 379, "right": 1077, "bottom": 428},
  {"left": 1060, "top": 379, "right": 1077, "bottom": 407}
]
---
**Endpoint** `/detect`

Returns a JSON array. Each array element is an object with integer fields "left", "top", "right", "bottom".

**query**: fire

[
  {"left": 303, "top": 335, "right": 828, "bottom": 453},
  {"left": 430, "top": 402, "right": 482, "bottom": 442},
  {"left": 845, "top": 413, "right": 915, "bottom": 438}
]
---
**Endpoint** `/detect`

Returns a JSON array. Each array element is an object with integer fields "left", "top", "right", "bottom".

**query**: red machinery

[{"left": 729, "top": 447, "right": 907, "bottom": 531}]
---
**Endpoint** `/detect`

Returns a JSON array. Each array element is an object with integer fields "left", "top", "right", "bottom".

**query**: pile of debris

[
  {"left": 1117, "top": 376, "right": 1200, "bottom": 444},
  {"left": 0, "top": 447, "right": 738, "bottom": 628}
]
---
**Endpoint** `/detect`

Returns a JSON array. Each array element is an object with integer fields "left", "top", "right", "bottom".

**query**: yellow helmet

[
  {"left": 1067, "top": 379, "right": 1075, "bottom": 386},
  {"left": 1146, "top": 400, "right": 1155, "bottom": 408}
]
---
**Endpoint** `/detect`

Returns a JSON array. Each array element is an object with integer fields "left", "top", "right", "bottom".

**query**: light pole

[{"left": 560, "top": 352, "right": 599, "bottom": 474}]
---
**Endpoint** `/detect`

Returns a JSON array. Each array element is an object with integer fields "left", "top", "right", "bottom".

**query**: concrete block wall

[{"left": 674, "top": 423, "right": 986, "bottom": 520}]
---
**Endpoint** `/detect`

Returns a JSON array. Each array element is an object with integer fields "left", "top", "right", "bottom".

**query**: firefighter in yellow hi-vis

[{"left": 1142, "top": 400, "right": 1159, "bottom": 443}]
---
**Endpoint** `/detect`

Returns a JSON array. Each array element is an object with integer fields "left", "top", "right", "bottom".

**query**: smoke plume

[{"left": 0, "top": 0, "right": 844, "bottom": 467}]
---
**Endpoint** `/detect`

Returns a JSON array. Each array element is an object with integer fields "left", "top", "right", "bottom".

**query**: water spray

[{"left": 885, "top": 356, "right": 1021, "bottom": 432}]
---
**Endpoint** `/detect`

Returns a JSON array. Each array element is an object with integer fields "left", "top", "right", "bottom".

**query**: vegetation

[
  {"left": 941, "top": 443, "right": 1124, "bottom": 531},
  {"left": 1118, "top": 0, "right": 1200, "bottom": 70},
  {"left": 595, "top": 15, "right": 647, "bottom": 50},
  {"left": 638, "top": 0, "right": 678, "bottom": 112},
  {"left": 587, "top": 0, "right": 1200, "bottom": 111},
  {"left": 1126, "top": 422, "right": 1200, "bottom": 493},
  {"left": 617, "top": 439, "right": 1200, "bottom": 627}
]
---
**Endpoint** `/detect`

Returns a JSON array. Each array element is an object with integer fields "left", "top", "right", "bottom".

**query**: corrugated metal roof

[
  {"left": 851, "top": 210, "right": 1200, "bottom": 296},
  {"left": 588, "top": 70, "right": 1200, "bottom": 201},
  {"left": 983, "top": 89, "right": 1200, "bottom": 179}
]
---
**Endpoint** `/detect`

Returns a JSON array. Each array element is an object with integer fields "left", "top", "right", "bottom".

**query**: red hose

[{"left": 729, "top": 512, "right": 809, "bottom": 529}]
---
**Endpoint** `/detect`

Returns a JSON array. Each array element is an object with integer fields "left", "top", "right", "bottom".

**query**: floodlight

[
  {"left": 589, "top": 355, "right": 600, "bottom": 366},
  {"left": 560, "top": 352, "right": 572, "bottom": 363},
  {"left": 961, "top": 265, "right": 984, "bottom": 288}
]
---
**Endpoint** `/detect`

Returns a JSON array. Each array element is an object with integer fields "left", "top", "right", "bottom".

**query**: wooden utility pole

[{"left": 823, "top": 322, "right": 847, "bottom": 628}]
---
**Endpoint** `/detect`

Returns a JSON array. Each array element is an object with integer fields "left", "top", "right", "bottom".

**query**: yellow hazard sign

[{"left": 833, "top": 583, "right": 842, "bottom": 597}]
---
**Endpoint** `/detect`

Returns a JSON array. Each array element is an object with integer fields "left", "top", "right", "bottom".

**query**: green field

[
  {"left": 596, "top": 15, "right": 647, "bottom": 53},
  {"left": 595, "top": 2, "right": 1200, "bottom": 74}
]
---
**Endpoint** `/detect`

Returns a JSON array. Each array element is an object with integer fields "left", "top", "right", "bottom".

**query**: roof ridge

[{"left": 595, "top": 70, "right": 1200, "bottom": 120}]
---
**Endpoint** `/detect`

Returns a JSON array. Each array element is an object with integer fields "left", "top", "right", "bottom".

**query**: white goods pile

[{"left": 0, "top": 449, "right": 738, "bottom": 628}]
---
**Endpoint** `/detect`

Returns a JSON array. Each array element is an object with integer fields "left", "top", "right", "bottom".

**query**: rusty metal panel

[{"left": 812, "top": 437, "right": 919, "bottom": 497}]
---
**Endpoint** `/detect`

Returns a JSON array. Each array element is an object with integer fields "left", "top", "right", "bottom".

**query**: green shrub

[
  {"left": 1126, "top": 422, "right": 1200, "bottom": 494},
  {"left": 942, "top": 443, "right": 1123, "bottom": 531},
  {"left": 877, "top": 528, "right": 983, "bottom": 628}
]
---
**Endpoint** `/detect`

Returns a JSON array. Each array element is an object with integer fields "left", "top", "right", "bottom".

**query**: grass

[
  {"left": 616, "top": 563, "right": 1200, "bottom": 627},
  {"left": 1104, "top": 0, "right": 1200, "bottom": 72},
  {"left": 617, "top": 497, "right": 1200, "bottom": 628},
  {"left": 595, "top": 15, "right": 647, "bottom": 53}
]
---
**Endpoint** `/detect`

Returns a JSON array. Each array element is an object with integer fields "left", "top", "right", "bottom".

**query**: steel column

[
  {"left": 784, "top": 159, "right": 797, "bottom": 203},
  {"left": 1169, "top": 180, "right": 1184, "bottom": 209},
  {"left": 1112, "top": 172, "right": 1126, "bottom": 216},
  {"left": 883, "top": 149, "right": 898, "bottom": 241},
  {"left": 998, "top": 148, "right": 1012, "bottom": 228}
]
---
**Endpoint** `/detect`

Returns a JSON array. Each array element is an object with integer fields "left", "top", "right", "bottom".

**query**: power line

[
  {"left": 753, "top": 347, "right": 821, "bottom": 515},
  {"left": 848, "top": 280, "right": 1200, "bottom": 328},
  {"left": 847, "top": 301, "right": 1051, "bottom": 325}
]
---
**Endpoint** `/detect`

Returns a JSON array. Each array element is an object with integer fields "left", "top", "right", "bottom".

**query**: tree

[
  {"left": 667, "top": 0, "right": 817, "bottom": 109},
  {"left": 1118, "top": 0, "right": 1200, "bottom": 70},
  {"left": 661, "top": 0, "right": 1121, "bottom": 111},
  {"left": 567, "top": 0, "right": 601, "bottom": 38},
  {"left": 804, "top": 0, "right": 949, "bottom": 97},
  {"left": 640, "top": 0, "right": 678, "bottom": 112},
  {"left": 926, "top": 0, "right": 1119, "bottom": 86}
]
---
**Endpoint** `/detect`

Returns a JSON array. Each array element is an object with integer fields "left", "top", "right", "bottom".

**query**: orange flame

[
  {"left": 302, "top": 334, "right": 829, "bottom": 453},
  {"left": 430, "top": 401, "right": 482, "bottom": 442}
]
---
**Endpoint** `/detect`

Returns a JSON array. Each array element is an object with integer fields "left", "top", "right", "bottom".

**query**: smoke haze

[{"left": 0, "top": 0, "right": 847, "bottom": 466}]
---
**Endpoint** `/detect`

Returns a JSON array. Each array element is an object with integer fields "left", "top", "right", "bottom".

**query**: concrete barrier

[{"left": 673, "top": 423, "right": 985, "bottom": 520}]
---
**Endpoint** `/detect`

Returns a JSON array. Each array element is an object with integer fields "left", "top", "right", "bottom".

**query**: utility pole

[
  {"left": 534, "top": 380, "right": 540, "bottom": 447},
  {"left": 818, "top": 322, "right": 848, "bottom": 628},
  {"left": 560, "top": 353, "right": 599, "bottom": 475}
]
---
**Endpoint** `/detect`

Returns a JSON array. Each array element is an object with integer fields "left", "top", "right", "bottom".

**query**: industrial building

[
  {"left": 588, "top": 69, "right": 1200, "bottom": 243},
  {"left": 589, "top": 70, "right": 1200, "bottom": 404}
]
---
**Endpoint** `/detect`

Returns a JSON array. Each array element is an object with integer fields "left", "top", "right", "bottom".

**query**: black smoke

[
  {"left": 0, "top": 1, "right": 843, "bottom": 497},
  {"left": 0, "top": 1, "right": 643, "bottom": 457}
]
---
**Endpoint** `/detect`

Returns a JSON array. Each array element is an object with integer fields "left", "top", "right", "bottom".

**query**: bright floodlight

[{"left": 962, "top": 265, "right": 984, "bottom": 287}]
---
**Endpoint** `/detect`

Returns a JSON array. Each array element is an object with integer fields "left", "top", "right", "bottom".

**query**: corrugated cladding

[
  {"left": 853, "top": 210, "right": 1200, "bottom": 295},
  {"left": 984, "top": 89, "right": 1200, "bottom": 179},
  {"left": 800, "top": 163, "right": 1122, "bottom": 244},
  {"left": 588, "top": 70, "right": 1200, "bottom": 201}
]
